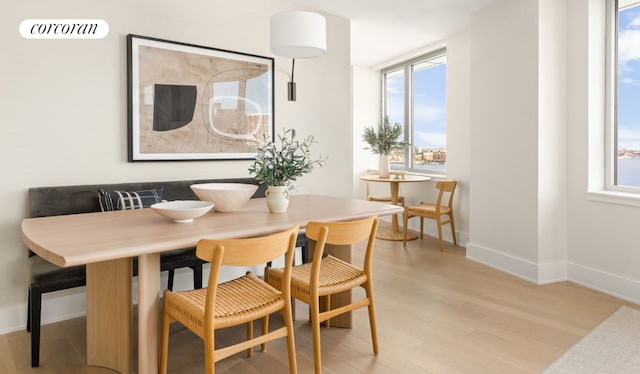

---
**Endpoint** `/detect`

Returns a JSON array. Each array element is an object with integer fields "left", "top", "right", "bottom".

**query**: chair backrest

[
  {"left": 305, "top": 216, "right": 379, "bottom": 267},
  {"left": 435, "top": 180, "right": 457, "bottom": 212},
  {"left": 195, "top": 226, "right": 299, "bottom": 321},
  {"left": 196, "top": 225, "right": 300, "bottom": 268}
]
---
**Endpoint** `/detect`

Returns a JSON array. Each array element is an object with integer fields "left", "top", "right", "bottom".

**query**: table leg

[
  {"left": 389, "top": 182, "right": 400, "bottom": 231},
  {"left": 374, "top": 181, "right": 419, "bottom": 241},
  {"left": 137, "top": 253, "right": 160, "bottom": 374},
  {"left": 86, "top": 259, "right": 132, "bottom": 373}
]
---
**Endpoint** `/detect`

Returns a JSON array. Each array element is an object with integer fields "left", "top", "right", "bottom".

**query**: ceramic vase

[
  {"left": 265, "top": 185, "right": 289, "bottom": 213},
  {"left": 378, "top": 155, "right": 390, "bottom": 178}
]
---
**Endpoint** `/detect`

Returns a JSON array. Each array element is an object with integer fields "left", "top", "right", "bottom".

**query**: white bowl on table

[
  {"left": 190, "top": 183, "right": 258, "bottom": 212},
  {"left": 150, "top": 200, "right": 214, "bottom": 223}
]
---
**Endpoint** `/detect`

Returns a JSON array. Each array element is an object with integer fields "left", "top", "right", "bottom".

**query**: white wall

[
  {"left": 466, "top": 0, "right": 542, "bottom": 279},
  {"left": 565, "top": 0, "right": 640, "bottom": 302},
  {"left": 0, "top": 0, "right": 351, "bottom": 334},
  {"left": 537, "top": 0, "right": 568, "bottom": 281},
  {"left": 444, "top": 31, "right": 472, "bottom": 245},
  {"left": 465, "top": 0, "right": 640, "bottom": 303}
]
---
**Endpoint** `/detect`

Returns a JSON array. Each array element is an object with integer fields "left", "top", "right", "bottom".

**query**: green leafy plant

[
  {"left": 248, "top": 128, "right": 326, "bottom": 186},
  {"left": 362, "top": 116, "right": 409, "bottom": 155}
]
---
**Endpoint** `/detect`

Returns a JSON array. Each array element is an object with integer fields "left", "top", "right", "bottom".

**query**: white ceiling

[{"left": 293, "top": 0, "right": 503, "bottom": 67}]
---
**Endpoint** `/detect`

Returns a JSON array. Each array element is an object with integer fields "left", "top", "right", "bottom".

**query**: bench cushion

[
  {"left": 28, "top": 255, "right": 85, "bottom": 284},
  {"left": 29, "top": 178, "right": 266, "bottom": 218}
]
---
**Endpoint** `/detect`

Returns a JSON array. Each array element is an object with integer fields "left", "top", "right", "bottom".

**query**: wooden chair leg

[
  {"left": 449, "top": 213, "right": 457, "bottom": 246},
  {"left": 436, "top": 217, "right": 444, "bottom": 251},
  {"left": 403, "top": 211, "right": 409, "bottom": 247},
  {"left": 364, "top": 282, "right": 379, "bottom": 354},
  {"left": 284, "top": 305, "right": 298, "bottom": 374},
  {"left": 310, "top": 296, "right": 322, "bottom": 374},
  {"left": 420, "top": 217, "right": 424, "bottom": 239},
  {"left": 246, "top": 321, "right": 253, "bottom": 357},
  {"left": 159, "top": 312, "right": 171, "bottom": 374},
  {"left": 325, "top": 296, "right": 331, "bottom": 328},
  {"left": 261, "top": 315, "right": 268, "bottom": 351}
]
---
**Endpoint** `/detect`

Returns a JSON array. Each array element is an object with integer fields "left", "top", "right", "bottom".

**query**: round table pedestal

[{"left": 376, "top": 229, "right": 418, "bottom": 241}]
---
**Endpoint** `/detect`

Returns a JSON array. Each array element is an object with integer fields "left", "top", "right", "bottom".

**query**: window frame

[
  {"left": 381, "top": 48, "right": 447, "bottom": 175},
  {"left": 605, "top": 0, "right": 640, "bottom": 194}
]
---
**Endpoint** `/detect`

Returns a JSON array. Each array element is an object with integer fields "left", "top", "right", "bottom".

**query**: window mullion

[{"left": 405, "top": 65, "right": 412, "bottom": 169}]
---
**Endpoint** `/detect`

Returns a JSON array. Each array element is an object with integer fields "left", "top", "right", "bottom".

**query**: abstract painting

[{"left": 127, "top": 34, "right": 274, "bottom": 161}]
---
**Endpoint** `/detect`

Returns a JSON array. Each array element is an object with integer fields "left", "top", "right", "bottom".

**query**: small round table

[{"left": 360, "top": 174, "right": 431, "bottom": 241}]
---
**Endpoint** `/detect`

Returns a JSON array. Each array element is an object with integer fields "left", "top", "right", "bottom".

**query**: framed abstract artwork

[{"left": 127, "top": 34, "right": 274, "bottom": 161}]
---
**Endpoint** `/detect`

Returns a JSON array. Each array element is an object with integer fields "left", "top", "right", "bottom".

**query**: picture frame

[{"left": 127, "top": 34, "right": 274, "bottom": 161}]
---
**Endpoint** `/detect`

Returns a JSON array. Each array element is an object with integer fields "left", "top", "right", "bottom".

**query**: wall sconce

[{"left": 270, "top": 11, "right": 326, "bottom": 101}]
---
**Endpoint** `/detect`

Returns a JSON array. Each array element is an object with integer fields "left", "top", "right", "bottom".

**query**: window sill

[
  {"left": 587, "top": 190, "right": 640, "bottom": 207},
  {"left": 407, "top": 172, "right": 446, "bottom": 180}
]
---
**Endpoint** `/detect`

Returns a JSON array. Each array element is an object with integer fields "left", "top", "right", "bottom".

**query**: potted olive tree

[
  {"left": 249, "top": 128, "right": 326, "bottom": 213},
  {"left": 362, "top": 116, "right": 408, "bottom": 177}
]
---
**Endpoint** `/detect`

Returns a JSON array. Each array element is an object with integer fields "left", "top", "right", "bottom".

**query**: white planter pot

[
  {"left": 378, "top": 155, "right": 390, "bottom": 178},
  {"left": 265, "top": 185, "right": 289, "bottom": 213}
]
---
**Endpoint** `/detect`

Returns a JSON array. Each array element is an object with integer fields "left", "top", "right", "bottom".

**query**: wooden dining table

[
  {"left": 21, "top": 194, "right": 403, "bottom": 374},
  {"left": 359, "top": 174, "right": 431, "bottom": 240}
]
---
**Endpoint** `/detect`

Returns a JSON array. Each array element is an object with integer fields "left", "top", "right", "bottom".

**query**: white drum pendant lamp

[{"left": 270, "top": 11, "right": 326, "bottom": 101}]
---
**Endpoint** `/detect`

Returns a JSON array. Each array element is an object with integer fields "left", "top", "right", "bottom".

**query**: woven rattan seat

[
  {"left": 267, "top": 255, "right": 366, "bottom": 301},
  {"left": 160, "top": 226, "right": 299, "bottom": 374},
  {"left": 264, "top": 216, "right": 379, "bottom": 374}
]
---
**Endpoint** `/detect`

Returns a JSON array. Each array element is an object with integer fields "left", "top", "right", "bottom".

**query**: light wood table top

[
  {"left": 359, "top": 174, "right": 431, "bottom": 240},
  {"left": 22, "top": 194, "right": 403, "bottom": 374},
  {"left": 359, "top": 174, "right": 430, "bottom": 184}
]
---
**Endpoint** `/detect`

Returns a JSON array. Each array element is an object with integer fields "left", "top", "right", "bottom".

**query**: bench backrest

[{"left": 28, "top": 178, "right": 266, "bottom": 218}]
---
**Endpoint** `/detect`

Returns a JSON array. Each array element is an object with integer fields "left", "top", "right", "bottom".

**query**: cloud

[
  {"left": 385, "top": 77, "right": 403, "bottom": 95},
  {"left": 628, "top": 15, "right": 640, "bottom": 28},
  {"left": 414, "top": 102, "right": 445, "bottom": 122},
  {"left": 618, "top": 127, "right": 640, "bottom": 150},
  {"left": 619, "top": 15, "right": 640, "bottom": 64},
  {"left": 621, "top": 77, "right": 640, "bottom": 86},
  {"left": 618, "top": 29, "right": 640, "bottom": 64},
  {"left": 415, "top": 130, "right": 446, "bottom": 148}
]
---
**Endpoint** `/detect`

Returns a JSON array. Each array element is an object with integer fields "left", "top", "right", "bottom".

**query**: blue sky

[
  {"left": 618, "top": 4, "right": 640, "bottom": 150},
  {"left": 385, "top": 63, "right": 447, "bottom": 150}
]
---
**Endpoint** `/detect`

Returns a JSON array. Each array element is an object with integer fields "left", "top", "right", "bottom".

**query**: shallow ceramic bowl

[
  {"left": 150, "top": 200, "right": 214, "bottom": 223},
  {"left": 190, "top": 183, "right": 258, "bottom": 212}
]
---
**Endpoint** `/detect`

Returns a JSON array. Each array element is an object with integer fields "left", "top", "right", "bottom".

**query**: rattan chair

[
  {"left": 264, "top": 216, "right": 379, "bottom": 374},
  {"left": 160, "top": 226, "right": 299, "bottom": 374},
  {"left": 403, "top": 180, "right": 457, "bottom": 250}
]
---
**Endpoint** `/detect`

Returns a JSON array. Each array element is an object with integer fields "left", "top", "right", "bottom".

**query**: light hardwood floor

[{"left": 2, "top": 225, "right": 638, "bottom": 373}]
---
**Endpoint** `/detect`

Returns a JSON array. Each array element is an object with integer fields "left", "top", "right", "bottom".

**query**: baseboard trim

[
  {"left": 466, "top": 242, "right": 539, "bottom": 283},
  {"left": 568, "top": 262, "right": 640, "bottom": 305},
  {"left": 466, "top": 242, "right": 639, "bottom": 303}
]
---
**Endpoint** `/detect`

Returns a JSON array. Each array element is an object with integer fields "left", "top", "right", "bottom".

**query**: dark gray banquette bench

[{"left": 26, "top": 177, "right": 306, "bottom": 368}]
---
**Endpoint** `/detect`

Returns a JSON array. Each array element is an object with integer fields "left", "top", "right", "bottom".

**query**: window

[
  {"left": 606, "top": 0, "right": 640, "bottom": 192},
  {"left": 382, "top": 49, "right": 447, "bottom": 174}
]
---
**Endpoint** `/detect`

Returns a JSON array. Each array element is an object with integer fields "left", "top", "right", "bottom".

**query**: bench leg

[
  {"left": 193, "top": 263, "right": 203, "bottom": 289},
  {"left": 29, "top": 287, "right": 42, "bottom": 368},
  {"left": 26, "top": 289, "right": 31, "bottom": 332},
  {"left": 167, "top": 269, "right": 175, "bottom": 291}
]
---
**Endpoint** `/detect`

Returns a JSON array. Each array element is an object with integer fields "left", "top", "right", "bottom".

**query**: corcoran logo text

[{"left": 19, "top": 19, "right": 109, "bottom": 39}]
